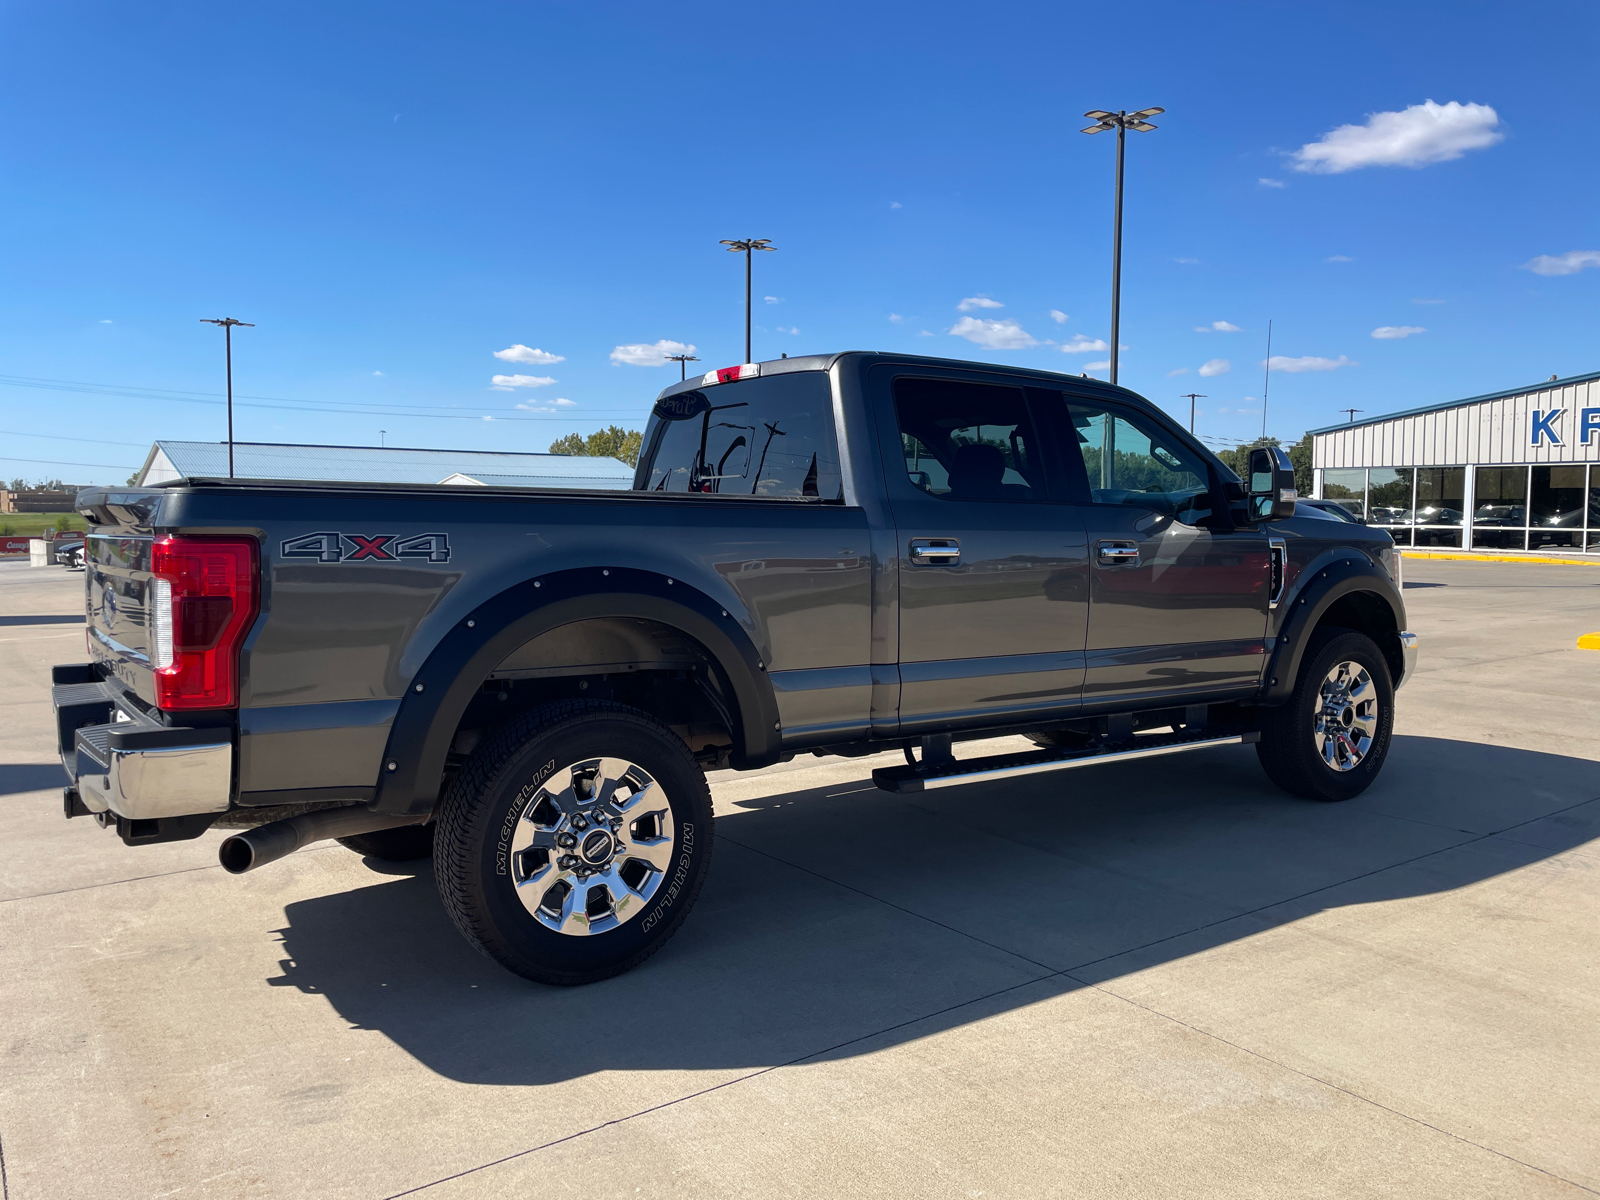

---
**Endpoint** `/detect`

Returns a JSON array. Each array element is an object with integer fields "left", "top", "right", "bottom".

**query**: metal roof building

[
  {"left": 1307, "top": 369, "right": 1600, "bottom": 553},
  {"left": 136, "top": 441, "right": 635, "bottom": 490}
]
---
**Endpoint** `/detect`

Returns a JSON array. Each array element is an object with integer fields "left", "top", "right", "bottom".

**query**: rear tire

[
  {"left": 1256, "top": 628, "right": 1394, "bottom": 802},
  {"left": 433, "top": 699, "right": 713, "bottom": 986},
  {"left": 337, "top": 823, "right": 435, "bottom": 862}
]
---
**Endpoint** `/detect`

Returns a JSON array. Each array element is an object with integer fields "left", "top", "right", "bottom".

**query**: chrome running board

[{"left": 871, "top": 729, "right": 1260, "bottom": 794}]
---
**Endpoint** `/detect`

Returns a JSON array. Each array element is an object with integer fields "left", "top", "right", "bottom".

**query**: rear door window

[
  {"left": 891, "top": 378, "right": 1046, "bottom": 502},
  {"left": 637, "top": 372, "right": 842, "bottom": 498}
]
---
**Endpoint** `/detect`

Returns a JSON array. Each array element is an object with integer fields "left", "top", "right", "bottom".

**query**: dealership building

[{"left": 1309, "top": 368, "right": 1600, "bottom": 553}]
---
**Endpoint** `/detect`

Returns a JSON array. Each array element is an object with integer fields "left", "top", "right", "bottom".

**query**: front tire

[
  {"left": 434, "top": 699, "right": 713, "bottom": 986},
  {"left": 1256, "top": 628, "right": 1394, "bottom": 802}
]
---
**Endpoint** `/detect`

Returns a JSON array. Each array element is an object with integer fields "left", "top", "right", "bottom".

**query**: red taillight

[
  {"left": 705, "top": 363, "right": 760, "bottom": 384},
  {"left": 150, "top": 536, "right": 258, "bottom": 710}
]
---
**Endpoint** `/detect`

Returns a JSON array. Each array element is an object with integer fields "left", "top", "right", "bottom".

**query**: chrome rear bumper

[{"left": 53, "top": 669, "right": 232, "bottom": 820}]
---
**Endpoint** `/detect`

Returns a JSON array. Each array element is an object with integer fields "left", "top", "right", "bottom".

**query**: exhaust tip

[{"left": 218, "top": 834, "right": 256, "bottom": 874}]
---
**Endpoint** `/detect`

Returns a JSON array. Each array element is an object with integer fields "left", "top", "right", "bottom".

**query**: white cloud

[
  {"left": 1290, "top": 100, "right": 1502, "bottom": 173},
  {"left": 1083, "top": 361, "right": 1110, "bottom": 372},
  {"left": 609, "top": 339, "right": 695, "bottom": 366},
  {"left": 515, "top": 398, "right": 578, "bottom": 412},
  {"left": 1372, "top": 325, "right": 1426, "bottom": 339},
  {"left": 1195, "top": 320, "right": 1241, "bottom": 333},
  {"left": 1326, "top": 255, "right": 1353, "bottom": 263},
  {"left": 888, "top": 313, "right": 904, "bottom": 323},
  {"left": 1167, "top": 368, "right": 1190, "bottom": 377},
  {"left": 490, "top": 374, "right": 557, "bottom": 388},
  {"left": 890, "top": 201, "right": 902, "bottom": 209},
  {"left": 1413, "top": 297, "right": 1446, "bottom": 305},
  {"left": 776, "top": 325, "right": 800, "bottom": 335},
  {"left": 494, "top": 344, "right": 564, "bottom": 366},
  {"left": 764, "top": 295, "right": 781, "bottom": 305},
  {"left": 1058, "top": 335, "right": 1108, "bottom": 354},
  {"left": 950, "top": 316, "right": 1036, "bottom": 349},
  {"left": 957, "top": 296, "right": 1004, "bottom": 311},
  {"left": 99, "top": 318, "right": 113, "bottom": 324},
  {"left": 917, "top": 330, "right": 935, "bottom": 337},
  {"left": 1050, "top": 309, "right": 1069, "bottom": 324},
  {"left": 1175, "top": 257, "right": 1200, "bottom": 264},
  {"left": 372, "top": 370, "right": 385, "bottom": 376},
  {"left": 1199, "top": 358, "right": 1231, "bottom": 377},
  {"left": 1265, "top": 355, "right": 1355, "bottom": 373},
  {"left": 1259, "top": 177, "right": 1285, "bottom": 188},
  {"left": 1521, "top": 250, "right": 1600, "bottom": 277}
]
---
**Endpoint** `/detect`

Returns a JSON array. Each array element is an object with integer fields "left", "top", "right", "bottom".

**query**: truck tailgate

[{"left": 84, "top": 533, "right": 159, "bottom": 706}]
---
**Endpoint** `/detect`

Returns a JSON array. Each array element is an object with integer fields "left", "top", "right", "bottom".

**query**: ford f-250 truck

[{"left": 51, "top": 352, "right": 1416, "bottom": 985}]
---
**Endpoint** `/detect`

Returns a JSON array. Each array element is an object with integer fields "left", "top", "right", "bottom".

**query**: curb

[{"left": 1401, "top": 551, "right": 1600, "bottom": 567}]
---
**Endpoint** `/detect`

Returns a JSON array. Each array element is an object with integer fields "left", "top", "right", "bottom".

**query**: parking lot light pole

[
  {"left": 719, "top": 239, "right": 774, "bottom": 363},
  {"left": 1081, "top": 108, "right": 1163, "bottom": 386},
  {"left": 666, "top": 353, "right": 700, "bottom": 381},
  {"left": 200, "top": 317, "right": 254, "bottom": 478}
]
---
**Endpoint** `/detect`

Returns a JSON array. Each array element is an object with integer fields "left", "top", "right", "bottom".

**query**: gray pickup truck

[{"left": 51, "top": 352, "right": 1416, "bottom": 985}]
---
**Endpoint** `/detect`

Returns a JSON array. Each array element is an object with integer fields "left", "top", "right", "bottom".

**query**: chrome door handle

[
  {"left": 1097, "top": 541, "right": 1140, "bottom": 566},
  {"left": 909, "top": 538, "right": 961, "bottom": 566}
]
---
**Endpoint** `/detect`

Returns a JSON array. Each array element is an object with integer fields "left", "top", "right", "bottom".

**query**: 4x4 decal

[{"left": 280, "top": 532, "right": 451, "bottom": 563}]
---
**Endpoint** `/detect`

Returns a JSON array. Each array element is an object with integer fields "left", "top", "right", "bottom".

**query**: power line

[
  {"left": 0, "top": 429, "right": 149, "bottom": 447},
  {"left": 0, "top": 375, "right": 645, "bottom": 422},
  {"left": 0, "top": 456, "right": 138, "bottom": 470}
]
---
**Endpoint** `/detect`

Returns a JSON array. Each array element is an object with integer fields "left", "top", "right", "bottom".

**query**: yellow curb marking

[
  {"left": 1401, "top": 551, "right": 1600, "bottom": 567},
  {"left": 1579, "top": 633, "right": 1600, "bottom": 651}
]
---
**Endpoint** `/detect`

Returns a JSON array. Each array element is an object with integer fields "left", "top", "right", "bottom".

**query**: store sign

[{"left": 1530, "top": 407, "right": 1600, "bottom": 447}]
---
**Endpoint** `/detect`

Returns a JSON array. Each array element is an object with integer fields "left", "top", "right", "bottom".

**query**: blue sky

[{"left": 2, "top": 0, "right": 1596, "bottom": 485}]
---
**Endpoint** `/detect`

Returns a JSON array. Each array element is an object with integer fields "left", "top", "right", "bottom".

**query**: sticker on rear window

[{"left": 280, "top": 532, "right": 451, "bottom": 563}]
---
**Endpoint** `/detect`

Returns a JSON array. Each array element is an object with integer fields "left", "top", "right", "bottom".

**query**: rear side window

[
  {"left": 892, "top": 377, "right": 1045, "bottom": 502},
  {"left": 636, "top": 372, "right": 842, "bottom": 499}
]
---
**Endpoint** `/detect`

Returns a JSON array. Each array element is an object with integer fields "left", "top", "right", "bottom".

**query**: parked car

[
  {"left": 52, "top": 539, "right": 85, "bottom": 566},
  {"left": 51, "top": 352, "right": 1415, "bottom": 985},
  {"left": 1299, "top": 499, "right": 1364, "bottom": 523}
]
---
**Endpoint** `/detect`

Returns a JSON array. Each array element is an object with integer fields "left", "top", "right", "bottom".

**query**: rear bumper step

[{"left": 872, "top": 729, "right": 1260, "bottom": 794}]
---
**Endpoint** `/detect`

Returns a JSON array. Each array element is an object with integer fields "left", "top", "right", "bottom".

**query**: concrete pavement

[{"left": 0, "top": 556, "right": 1595, "bottom": 1198}]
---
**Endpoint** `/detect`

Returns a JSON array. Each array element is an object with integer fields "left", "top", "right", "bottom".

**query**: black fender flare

[
  {"left": 370, "top": 567, "right": 781, "bottom": 815},
  {"left": 1259, "top": 552, "right": 1405, "bottom": 705}
]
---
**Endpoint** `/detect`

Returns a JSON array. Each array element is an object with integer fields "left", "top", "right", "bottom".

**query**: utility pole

[
  {"left": 200, "top": 317, "right": 254, "bottom": 478},
  {"left": 380, "top": 430, "right": 386, "bottom": 447},
  {"left": 1081, "top": 108, "right": 1162, "bottom": 385},
  {"left": 1180, "top": 393, "right": 1206, "bottom": 433},
  {"left": 1340, "top": 408, "right": 1364, "bottom": 424},
  {"left": 719, "top": 239, "right": 774, "bottom": 364},
  {"left": 1261, "top": 319, "right": 1273, "bottom": 440},
  {"left": 666, "top": 353, "right": 701, "bottom": 381}
]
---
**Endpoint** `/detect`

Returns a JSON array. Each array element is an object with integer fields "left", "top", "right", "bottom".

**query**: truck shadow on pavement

[
  {"left": 1, "top": 763, "right": 66, "bottom": 796},
  {"left": 267, "top": 734, "right": 1600, "bottom": 1085}
]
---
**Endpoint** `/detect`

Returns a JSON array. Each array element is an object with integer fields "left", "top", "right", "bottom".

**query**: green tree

[
  {"left": 549, "top": 425, "right": 644, "bottom": 467},
  {"left": 1213, "top": 433, "right": 1313, "bottom": 497}
]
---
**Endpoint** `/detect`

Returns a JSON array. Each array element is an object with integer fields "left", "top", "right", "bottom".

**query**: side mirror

[{"left": 1247, "top": 446, "right": 1298, "bottom": 521}]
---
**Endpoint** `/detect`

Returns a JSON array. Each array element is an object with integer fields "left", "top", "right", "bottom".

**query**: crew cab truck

[{"left": 52, "top": 352, "right": 1417, "bottom": 985}]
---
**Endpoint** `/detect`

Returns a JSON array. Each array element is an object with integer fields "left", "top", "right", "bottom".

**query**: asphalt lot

[{"left": 1, "top": 555, "right": 1596, "bottom": 1199}]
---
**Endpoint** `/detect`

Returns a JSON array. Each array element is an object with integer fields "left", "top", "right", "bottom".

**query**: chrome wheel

[
  {"left": 1314, "top": 659, "right": 1378, "bottom": 772},
  {"left": 506, "top": 757, "right": 675, "bottom": 936}
]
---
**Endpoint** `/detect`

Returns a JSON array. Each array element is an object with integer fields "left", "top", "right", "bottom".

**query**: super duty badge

[{"left": 280, "top": 532, "right": 451, "bottom": 563}]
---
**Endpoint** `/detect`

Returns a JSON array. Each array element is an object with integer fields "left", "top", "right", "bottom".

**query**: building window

[
  {"left": 1588, "top": 467, "right": 1600, "bottom": 553},
  {"left": 1473, "top": 466, "right": 1529, "bottom": 550},
  {"left": 1528, "top": 466, "right": 1587, "bottom": 550},
  {"left": 1367, "top": 468, "right": 1415, "bottom": 544},
  {"left": 1322, "top": 468, "right": 1367, "bottom": 520},
  {"left": 1411, "top": 467, "right": 1465, "bottom": 547}
]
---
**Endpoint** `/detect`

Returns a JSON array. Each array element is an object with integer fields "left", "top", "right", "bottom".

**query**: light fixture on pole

[
  {"left": 199, "top": 317, "right": 254, "bottom": 478},
  {"left": 1081, "top": 107, "right": 1163, "bottom": 386},
  {"left": 666, "top": 353, "right": 701, "bottom": 381},
  {"left": 719, "top": 238, "right": 775, "bottom": 364},
  {"left": 1180, "top": 393, "right": 1206, "bottom": 433}
]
